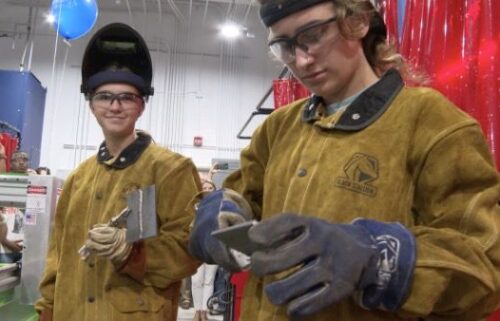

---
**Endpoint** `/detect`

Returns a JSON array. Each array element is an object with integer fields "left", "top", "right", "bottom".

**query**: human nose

[
  {"left": 108, "top": 97, "right": 122, "bottom": 111},
  {"left": 293, "top": 46, "right": 313, "bottom": 67}
]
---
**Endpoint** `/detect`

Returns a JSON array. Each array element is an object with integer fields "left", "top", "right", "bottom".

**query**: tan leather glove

[{"left": 83, "top": 224, "right": 132, "bottom": 267}]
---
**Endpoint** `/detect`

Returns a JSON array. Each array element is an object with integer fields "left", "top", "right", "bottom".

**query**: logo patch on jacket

[{"left": 335, "top": 153, "right": 378, "bottom": 197}]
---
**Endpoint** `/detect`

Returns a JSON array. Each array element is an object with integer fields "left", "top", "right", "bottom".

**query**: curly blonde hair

[{"left": 258, "top": 0, "right": 425, "bottom": 84}]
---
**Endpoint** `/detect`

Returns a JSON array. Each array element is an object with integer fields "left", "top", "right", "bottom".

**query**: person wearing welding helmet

[
  {"left": 35, "top": 23, "right": 201, "bottom": 321},
  {"left": 188, "top": 0, "right": 500, "bottom": 320}
]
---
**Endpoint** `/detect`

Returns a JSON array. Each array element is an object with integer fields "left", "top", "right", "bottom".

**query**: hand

[
  {"left": 0, "top": 220, "right": 7, "bottom": 242},
  {"left": 0, "top": 142, "right": 5, "bottom": 156},
  {"left": 0, "top": 219, "right": 23, "bottom": 252},
  {"left": 189, "top": 188, "right": 253, "bottom": 272},
  {"left": 248, "top": 214, "right": 416, "bottom": 318},
  {"left": 39, "top": 308, "right": 53, "bottom": 321},
  {"left": 4, "top": 239, "right": 23, "bottom": 252},
  {"left": 82, "top": 224, "right": 132, "bottom": 266},
  {"left": 0, "top": 143, "right": 6, "bottom": 172}
]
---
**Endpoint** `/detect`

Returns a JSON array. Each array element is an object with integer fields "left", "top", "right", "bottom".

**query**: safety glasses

[
  {"left": 268, "top": 17, "right": 337, "bottom": 64},
  {"left": 91, "top": 92, "right": 144, "bottom": 109}
]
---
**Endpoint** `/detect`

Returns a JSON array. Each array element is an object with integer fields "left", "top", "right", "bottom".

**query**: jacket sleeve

[
  {"left": 34, "top": 174, "right": 75, "bottom": 315},
  {"left": 121, "top": 158, "right": 202, "bottom": 287},
  {"left": 400, "top": 122, "right": 500, "bottom": 319},
  {"left": 223, "top": 116, "right": 275, "bottom": 220}
]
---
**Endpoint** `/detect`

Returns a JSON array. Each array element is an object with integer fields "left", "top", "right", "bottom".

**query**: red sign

[
  {"left": 27, "top": 185, "right": 47, "bottom": 195},
  {"left": 193, "top": 136, "right": 203, "bottom": 147}
]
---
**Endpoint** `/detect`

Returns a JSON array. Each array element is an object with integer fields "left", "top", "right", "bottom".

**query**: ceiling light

[
  {"left": 220, "top": 22, "right": 243, "bottom": 39},
  {"left": 45, "top": 13, "right": 56, "bottom": 24}
]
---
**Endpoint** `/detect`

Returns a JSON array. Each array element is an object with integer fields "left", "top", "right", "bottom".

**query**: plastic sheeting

[
  {"left": 397, "top": 0, "right": 499, "bottom": 168},
  {"left": 388, "top": 0, "right": 500, "bottom": 319},
  {"left": 378, "top": 0, "right": 400, "bottom": 47},
  {"left": 272, "top": 77, "right": 310, "bottom": 109}
]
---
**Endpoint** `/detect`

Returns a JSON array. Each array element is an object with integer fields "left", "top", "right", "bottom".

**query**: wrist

[
  {"left": 352, "top": 219, "right": 416, "bottom": 311},
  {"left": 0, "top": 154, "right": 6, "bottom": 161}
]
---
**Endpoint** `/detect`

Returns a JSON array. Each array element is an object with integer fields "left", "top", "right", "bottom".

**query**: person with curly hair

[{"left": 188, "top": 1, "right": 500, "bottom": 320}]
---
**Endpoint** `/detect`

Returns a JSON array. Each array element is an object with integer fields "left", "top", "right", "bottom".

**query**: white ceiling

[{"left": 5, "top": 0, "right": 257, "bottom": 11}]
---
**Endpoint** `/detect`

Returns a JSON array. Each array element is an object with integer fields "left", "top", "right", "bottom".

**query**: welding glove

[
  {"left": 83, "top": 224, "right": 133, "bottom": 267},
  {"left": 248, "top": 214, "right": 416, "bottom": 318},
  {"left": 189, "top": 188, "right": 253, "bottom": 272}
]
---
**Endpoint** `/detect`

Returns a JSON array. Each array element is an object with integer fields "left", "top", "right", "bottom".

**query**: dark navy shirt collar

[{"left": 97, "top": 131, "right": 152, "bottom": 169}]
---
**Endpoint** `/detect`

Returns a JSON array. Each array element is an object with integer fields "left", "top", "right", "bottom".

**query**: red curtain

[
  {"left": 397, "top": 0, "right": 500, "bottom": 168},
  {"left": 272, "top": 77, "right": 310, "bottom": 109},
  {"left": 378, "top": 0, "right": 400, "bottom": 48},
  {"left": 387, "top": 0, "right": 500, "bottom": 319}
]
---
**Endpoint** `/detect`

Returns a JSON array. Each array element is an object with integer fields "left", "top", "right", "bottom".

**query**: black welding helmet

[{"left": 81, "top": 22, "right": 154, "bottom": 99}]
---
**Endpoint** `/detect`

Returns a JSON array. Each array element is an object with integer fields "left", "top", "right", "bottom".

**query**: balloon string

[
  {"left": 46, "top": 2, "right": 63, "bottom": 168},
  {"left": 49, "top": 4, "right": 62, "bottom": 97},
  {"left": 124, "top": 0, "right": 134, "bottom": 28}
]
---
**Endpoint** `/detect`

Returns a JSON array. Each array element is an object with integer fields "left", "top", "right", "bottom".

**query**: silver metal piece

[
  {"left": 20, "top": 175, "right": 63, "bottom": 304},
  {"left": 0, "top": 175, "right": 29, "bottom": 207},
  {"left": 79, "top": 185, "right": 157, "bottom": 262},
  {"left": 0, "top": 263, "right": 20, "bottom": 292},
  {"left": 109, "top": 207, "right": 132, "bottom": 228},
  {"left": 125, "top": 185, "right": 156, "bottom": 243}
]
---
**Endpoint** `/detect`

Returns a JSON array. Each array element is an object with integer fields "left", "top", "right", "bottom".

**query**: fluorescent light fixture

[
  {"left": 220, "top": 22, "right": 243, "bottom": 39},
  {"left": 45, "top": 13, "right": 56, "bottom": 24}
]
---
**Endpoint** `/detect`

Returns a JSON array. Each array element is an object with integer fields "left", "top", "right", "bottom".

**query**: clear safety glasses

[
  {"left": 268, "top": 17, "right": 338, "bottom": 64},
  {"left": 91, "top": 92, "right": 144, "bottom": 109}
]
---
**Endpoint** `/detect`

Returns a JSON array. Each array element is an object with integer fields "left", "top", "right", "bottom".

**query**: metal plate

[{"left": 125, "top": 185, "right": 157, "bottom": 243}]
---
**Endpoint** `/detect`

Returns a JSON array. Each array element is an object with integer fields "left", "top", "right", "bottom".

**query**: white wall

[{"left": 0, "top": 1, "right": 282, "bottom": 174}]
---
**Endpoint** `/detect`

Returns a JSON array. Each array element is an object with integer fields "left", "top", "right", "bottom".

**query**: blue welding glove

[
  {"left": 189, "top": 188, "right": 253, "bottom": 272},
  {"left": 248, "top": 213, "right": 416, "bottom": 318}
]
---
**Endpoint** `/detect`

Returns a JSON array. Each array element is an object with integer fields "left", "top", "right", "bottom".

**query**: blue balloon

[{"left": 50, "top": 0, "right": 98, "bottom": 40}]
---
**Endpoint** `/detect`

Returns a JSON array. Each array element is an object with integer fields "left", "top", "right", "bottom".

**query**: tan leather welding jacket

[
  {"left": 36, "top": 132, "right": 201, "bottom": 321},
  {"left": 224, "top": 69, "right": 500, "bottom": 321}
]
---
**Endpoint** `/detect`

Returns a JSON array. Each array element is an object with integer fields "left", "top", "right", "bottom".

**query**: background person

[
  {"left": 188, "top": 0, "right": 500, "bottom": 320},
  {"left": 35, "top": 167, "right": 51, "bottom": 175},
  {"left": 10, "top": 151, "right": 29, "bottom": 174},
  {"left": 190, "top": 178, "right": 218, "bottom": 321},
  {"left": 0, "top": 208, "right": 23, "bottom": 263},
  {"left": 0, "top": 147, "right": 26, "bottom": 263},
  {"left": 35, "top": 23, "right": 201, "bottom": 321}
]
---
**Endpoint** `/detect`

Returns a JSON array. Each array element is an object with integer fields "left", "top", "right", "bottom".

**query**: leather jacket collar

[
  {"left": 302, "top": 69, "right": 404, "bottom": 131},
  {"left": 97, "top": 131, "right": 152, "bottom": 169}
]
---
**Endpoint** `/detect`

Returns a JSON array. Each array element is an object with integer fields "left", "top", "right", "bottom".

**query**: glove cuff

[
  {"left": 352, "top": 219, "right": 416, "bottom": 311},
  {"left": 189, "top": 190, "right": 225, "bottom": 263},
  {"left": 188, "top": 189, "right": 249, "bottom": 272},
  {"left": 110, "top": 242, "right": 133, "bottom": 267}
]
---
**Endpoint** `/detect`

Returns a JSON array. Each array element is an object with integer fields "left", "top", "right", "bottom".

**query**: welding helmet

[{"left": 81, "top": 22, "right": 154, "bottom": 99}]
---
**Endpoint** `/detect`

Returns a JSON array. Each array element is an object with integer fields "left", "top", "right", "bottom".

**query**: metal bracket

[
  {"left": 236, "top": 67, "right": 289, "bottom": 140},
  {"left": 0, "top": 175, "right": 28, "bottom": 207}
]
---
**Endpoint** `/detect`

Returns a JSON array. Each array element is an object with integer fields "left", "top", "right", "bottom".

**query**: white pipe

[{"left": 124, "top": 0, "right": 134, "bottom": 28}]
